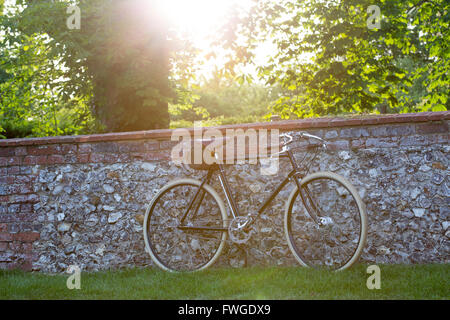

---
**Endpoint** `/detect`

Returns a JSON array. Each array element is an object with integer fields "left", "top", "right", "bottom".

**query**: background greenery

[{"left": 0, "top": 0, "right": 448, "bottom": 138}]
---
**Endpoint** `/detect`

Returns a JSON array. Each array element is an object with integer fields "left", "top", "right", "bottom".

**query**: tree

[
  {"left": 224, "top": 0, "right": 449, "bottom": 117},
  {"left": 0, "top": 3, "right": 96, "bottom": 138},
  {"left": 81, "top": 0, "right": 173, "bottom": 131},
  {"left": 6, "top": 0, "right": 178, "bottom": 132},
  {"left": 169, "top": 68, "right": 283, "bottom": 128}
]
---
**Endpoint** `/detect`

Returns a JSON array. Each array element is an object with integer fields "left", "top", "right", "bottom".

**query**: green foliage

[
  {"left": 0, "top": 1, "right": 96, "bottom": 137},
  {"left": 0, "top": 13, "right": 97, "bottom": 138},
  {"left": 16, "top": 0, "right": 175, "bottom": 132},
  {"left": 0, "top": 0, "right": 191, "bottom": 137},
  {"left": 1, "top": 0, "right": 448, "bottom": 138},
  {"left": 226, "top": 0, "right": 449, "bottom": 117},
  {"left": 169, "top": 72, "right": 283, "bottom": 128}
]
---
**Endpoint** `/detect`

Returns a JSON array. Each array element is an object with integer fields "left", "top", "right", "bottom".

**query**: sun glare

[
  {"left": 157, "top": 0, "right": 232, "bottom": 36},
  {"left": 153, "top": 0, "right": 255, "bottom": 78}
]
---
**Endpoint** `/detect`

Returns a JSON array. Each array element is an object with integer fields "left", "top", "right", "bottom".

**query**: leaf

[{"left": 431, "top": 104, "right": 445, "bottom": 112}]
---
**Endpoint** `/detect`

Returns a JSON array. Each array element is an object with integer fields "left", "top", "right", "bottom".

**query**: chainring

[{"left": 228, "top": 215, "right": 254, "bottom": 244}]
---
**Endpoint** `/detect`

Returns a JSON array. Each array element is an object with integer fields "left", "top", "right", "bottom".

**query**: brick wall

[{"left": 0, "top": 111, "right": 448, "bottom": 271}]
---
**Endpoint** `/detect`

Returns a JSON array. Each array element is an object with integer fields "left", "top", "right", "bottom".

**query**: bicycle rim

[
  {"left": 144, "top": 179, "right": 227, "bottom": 272},
  {"left": 285, "top": 172, "right": 367, "bottom": 271}
]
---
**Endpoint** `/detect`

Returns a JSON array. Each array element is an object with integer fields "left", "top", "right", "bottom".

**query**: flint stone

[
  {"left": 338, "top": 151, "right": 351, "bottom": 160},
  {"left": 52, "top": 185, "right": 64, "bottom": 195},
  {"left": 103, "top": 184, "right": 115, "bottom": 193},
  {"left": 410, "top": 188, "right": 421, "bottom": 200},
  {"left": 413, "top": 208, "right": 426, "bottom": 218},
  {"left": 108, "top": 212, "right": 123, "bottom": 224},
  {"left": 57, "top": 222, "right": 71, "bottom": 232},
  {"left": 368, "top": 169, "right": 378, "bottom": 178},
  {"left": 141, "top": 163, "right": 156, "bottom": 172}
]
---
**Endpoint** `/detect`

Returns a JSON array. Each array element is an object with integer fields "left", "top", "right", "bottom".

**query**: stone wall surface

[{"left": 0, "top": 112, "right": 448, "bottom": 272}]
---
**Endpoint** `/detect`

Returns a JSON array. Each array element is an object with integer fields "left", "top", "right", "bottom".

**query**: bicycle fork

[{"left": 287, "top": 151, "right": 326, "bottom": 227}]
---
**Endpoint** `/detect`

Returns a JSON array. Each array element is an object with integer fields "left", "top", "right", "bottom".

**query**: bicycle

[{"left": 143, "top": 132, "right": 367, "bottom": 272}]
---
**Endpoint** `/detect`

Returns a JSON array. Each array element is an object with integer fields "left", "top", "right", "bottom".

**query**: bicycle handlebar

[
  {"left": 279, "top": 133, "right": 294, "bottom": 146},
  {"left": 281, "top": 132, "right": 327, "bottom": 150}
]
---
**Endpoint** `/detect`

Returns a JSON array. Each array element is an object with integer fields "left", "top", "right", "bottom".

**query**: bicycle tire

[
  {"left": 143, "top": 178, "right": 228, "bottom": 272},
  {"left": 284, "top": 171, "right": 367, "bottom": 271}
]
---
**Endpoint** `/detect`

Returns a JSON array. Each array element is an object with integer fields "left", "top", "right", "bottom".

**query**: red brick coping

[{"left": 0, "top": 111, "right": 448, "bottom": 147}]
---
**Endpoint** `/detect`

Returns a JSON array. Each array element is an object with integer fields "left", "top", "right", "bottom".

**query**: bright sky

[
  {"left": 155, "top": 0, "right": 268, "bottom": 80},
  {"left": 154, "top": 0, "right": 309, "bottom": 82},
  {"left": 157, "top": 0, "right": 246, "bottom": 37}
]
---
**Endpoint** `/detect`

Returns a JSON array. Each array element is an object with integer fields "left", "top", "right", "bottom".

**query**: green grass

[{"left": 0, "top": 264, "right": 448, "bottom": 300}]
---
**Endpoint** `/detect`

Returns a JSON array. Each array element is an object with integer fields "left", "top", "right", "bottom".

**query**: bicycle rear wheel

[
  {"left": 284, "top": 172, "right": 367, "bottom": 271},
  {"left": 143, "top": 179, "right": 228, "bottom": 272}
]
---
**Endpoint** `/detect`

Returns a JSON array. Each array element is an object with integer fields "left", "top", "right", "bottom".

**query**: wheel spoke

[
  {"left": 144, "top": 182, "right": 226, "bottom": 272},
  {"left": 287, "top": 173, "right": 366, "bottom": 271}
]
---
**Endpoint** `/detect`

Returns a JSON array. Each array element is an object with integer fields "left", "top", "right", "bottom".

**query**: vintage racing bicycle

[{"left": 143, "top": 132, "right": 367, "bottom": 272}]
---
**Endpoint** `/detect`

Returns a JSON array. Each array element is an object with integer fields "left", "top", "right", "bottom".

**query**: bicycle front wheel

[
  {"left": 284, "top": 172, "right": 367, "bottom": 271},
  {"left": 143, "top": 179, "right": 228, "bottom": 272}
]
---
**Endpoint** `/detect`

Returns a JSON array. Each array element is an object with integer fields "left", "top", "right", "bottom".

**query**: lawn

[{"left": 0, "top": 264, "right": 448, "bottom": 300}]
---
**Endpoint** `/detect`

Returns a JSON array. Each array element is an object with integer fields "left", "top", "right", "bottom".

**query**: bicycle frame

[{"left": 177, "top": 147, "right": 323, "bottom": 233}]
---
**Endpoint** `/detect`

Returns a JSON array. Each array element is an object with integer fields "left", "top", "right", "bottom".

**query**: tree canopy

[
  {"left": 1, "top": 0, "right": 182, "bottom": 136},
  {"left": 0, "top": 0, "right": 448, "bottom": 138},
  {"left": 224, "top": 0, "right": 449, "bottom": 117}
]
